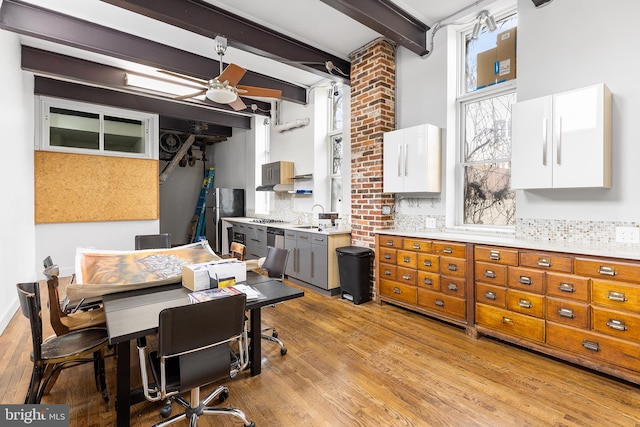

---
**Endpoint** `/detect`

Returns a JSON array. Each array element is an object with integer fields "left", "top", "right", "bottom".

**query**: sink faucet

[{"left": 311, "top": 203, "right": 325, "bottom": 214}]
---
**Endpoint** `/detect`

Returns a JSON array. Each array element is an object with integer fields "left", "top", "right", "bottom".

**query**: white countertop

[
  {"left": 376, "top": 228, "right": 640, "bottom": 261},
  {"left": 222, "top": 217, "right": 352, "bottom": 236}
]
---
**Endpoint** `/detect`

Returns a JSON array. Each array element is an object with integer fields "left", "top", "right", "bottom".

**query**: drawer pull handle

[
  {"left": 448, "top": 264, "right": 458, "bottom": 272},
  {"left": 443, "top": 247, "right": 453, "bottom": 254},
  {"left": 386, "top": 240, "right": 395, "bottom": 246},
  {"left": 519, "top": 276, "right": 532, "bottom": 285},
  {"left": 606, "top": 319, "right": 627, "bottom": 331},
  {"left": 447, "top": 283, "right": 458, "bottom": 291},
  {"left": 607, "top": 291, "right": 627, "bottom": 302},
  {"left": 489, "top": 250, "right": 501, "bottom": 260},
  {"left": 423, "top": 278, "right": 433, "bottom": 285},
  {"left": 558, "top": 283, "right": 575, "bottom": 293},
  {"left": 423, "top": 260, "right": 432, "bottom": 267},
  {"left": 403, "top": 256, "right": 411, "bottom": 263},
  {"left": 384, "top": 254, "right": 392, "bottom": 260},
  {"left": 518, "top": 299, "right": 532, "bottom": 309},
  {"left": 537, "top": 258, "right": 551, "bottom": 267},
  {"left": 485, "top": 291, "right": 497, "bottom": 300},
  {"left": 435, "top": 299, "right": 445, "bottom": 307},
  {"left": 598, "top": 266, "right": 616, "bottom": 276},
  {"left": 393, "top": 287, "right": 401, "bottom": 294},
  {"left": 484, "top": 270, "right": 496, "bottom": 279},
  {"left": 502, "top": 317, "right": 513, "bottom": 324},
  {"left": 412, "top": 243, "right": 421, "bottom": 249},
  {"left": 558, "top": 308, "right": 575, "bottom": 318},
  {"left": 384, "top": 270, "right": 392, "bottom": 276},
  {"left": 402, "top": 274, "right": 412, "bottom": 280},
  {"left": 582, "top": 340, "right": 600, "bottom": 352}
]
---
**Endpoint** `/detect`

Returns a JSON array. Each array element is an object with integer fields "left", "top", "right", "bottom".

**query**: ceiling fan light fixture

[{"left": 206, "top": 87, "right": 238, "bottom": 104}]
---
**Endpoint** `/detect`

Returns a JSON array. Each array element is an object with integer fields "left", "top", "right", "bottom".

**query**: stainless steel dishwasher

[{"left": 266, "top": 227, "right": 285, "bottom": 249}]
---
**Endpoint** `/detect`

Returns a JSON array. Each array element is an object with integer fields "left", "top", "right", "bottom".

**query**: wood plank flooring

[{"left": 1, "top": 280, "right": 639, "bottom": 426}]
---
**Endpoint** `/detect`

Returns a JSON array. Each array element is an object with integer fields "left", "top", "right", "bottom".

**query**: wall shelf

[{"left": 292, "top": 174, "right": 313, "bottom": 180}]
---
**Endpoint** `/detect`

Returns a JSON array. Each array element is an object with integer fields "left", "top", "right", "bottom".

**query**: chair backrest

[
  {"left": 43, "top": 256, "right": 53, "bottom": 269},
  {"left": 157, "top": 293, "right": 246, "bottom": 392},
  {"left": 261, "top": 246, "right": 289, "bottom": 280},
  {"left": 230, "top": 242, "right": 246, "bottom": 261},
  {"left": 135, "top": 233, "right": 171, "bottom": 250},
  {"left": 16, "top": 282, "right": 43, "bottom": 362}
]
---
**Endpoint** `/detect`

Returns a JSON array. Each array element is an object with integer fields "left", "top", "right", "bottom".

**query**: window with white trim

[{"left": 329, "top": 83, "right": 344, "bottom": 212}]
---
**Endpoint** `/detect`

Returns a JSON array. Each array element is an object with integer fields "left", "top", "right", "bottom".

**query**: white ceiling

[{"left": 16, "top": 0, "right": 506, "bottom": 90}]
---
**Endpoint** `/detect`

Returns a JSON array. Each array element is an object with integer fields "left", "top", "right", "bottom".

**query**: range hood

[{"left": 256, "top": 161, "right": 294, "bottom": 192}]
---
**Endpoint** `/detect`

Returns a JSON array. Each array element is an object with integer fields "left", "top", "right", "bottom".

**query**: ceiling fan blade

[
  {"left": 157, "top": 70, "right": 208, "bottom": 87},
  {"left": 218, "top": 63, "right": 246, "bottom": 87},
  {"left": 237, "top": 85, "right": 282, "bottom": 99},
  {"left": 228, "top": 96, "right": 247, "bottom": 111},
  {"left": 174, "top": 89, "right": 206, "bottom": 100}
]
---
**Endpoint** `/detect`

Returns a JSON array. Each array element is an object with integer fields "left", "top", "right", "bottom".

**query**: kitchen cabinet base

[{"left": 287, "top": 276, "right": 341, "bottom": 297}]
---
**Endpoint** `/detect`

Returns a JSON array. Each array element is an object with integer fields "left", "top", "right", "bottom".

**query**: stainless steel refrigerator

[{"left": 205, "top": 188, "right": 245, "bottom": 253}]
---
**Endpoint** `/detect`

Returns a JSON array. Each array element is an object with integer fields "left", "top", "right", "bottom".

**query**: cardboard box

[
  {"left": 477, "top": 47, "right": 498, "bottom": 89},
  {"left": 182, "top": 263, "right": 211, "bottom": 291},
  {"left": 496, "top": 28, "right": 517, "bottom": 82}
]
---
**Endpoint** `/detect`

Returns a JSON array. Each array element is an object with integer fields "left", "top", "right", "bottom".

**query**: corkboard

[{"left": 35, "top": 151, "right": 159, "bottom": 223}]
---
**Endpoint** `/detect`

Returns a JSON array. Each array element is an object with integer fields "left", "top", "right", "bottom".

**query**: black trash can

[{"left": 336, "top": 246, "right": 373, "bottom": 305}]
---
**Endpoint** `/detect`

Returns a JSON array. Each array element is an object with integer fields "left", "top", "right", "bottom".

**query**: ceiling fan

[{"left": 162, "top": 36, "right": 282, "bottom": 111}]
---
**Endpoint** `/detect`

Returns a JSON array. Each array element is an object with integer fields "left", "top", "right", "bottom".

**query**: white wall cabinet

[
  {"left": 383, "top": 123, "right": 441, "bottom": 193},
  {"left": 511, "top": 84, "right": 611, "bottom": 189}
]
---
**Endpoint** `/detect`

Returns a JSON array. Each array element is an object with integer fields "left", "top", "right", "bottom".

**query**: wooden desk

[{"left": 103, "top": 278, "right": 303, "bottom": 427}]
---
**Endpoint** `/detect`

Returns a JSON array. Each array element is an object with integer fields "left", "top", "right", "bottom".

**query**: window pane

[
  {"left": 464, "top": 162, "right": 514, "bottom": 226},
  {"left": 464, "top": 92, "right": 515, "bottom": 162},
  {"left": 331, "top": 135, "right": 343, "bottom": 175},
  {"left": 104, "top": 116, "right": 145, "bottom": 153},
  {"left": 49, "top": 107, "right": 99, "bottom": 150},
  {"left": 331, "top": 87, "right": 343, "bottom": 131}
]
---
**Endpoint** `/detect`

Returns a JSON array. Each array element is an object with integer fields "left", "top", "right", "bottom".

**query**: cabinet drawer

[
  {"left": 441, "top": 276, "right": 466, "bottom": 298},
  {"left": 439, "top": 256, "right": 466, "bottom": 278},
  {"left": 507, "top": 290, "right": 545, "bottom": 318},
  {"left": 379, "top": 279, "right": 416, "bottom": 304},
  {"left": 379, "top": 236, "right": 403, "bottom": 249},
  {"left": 396, "top": 266, "right": 417, "bottom": 285},
  {"left": 310, "top": 234, "right": 328, "bottom": 245},
  {"left": 592, "top": 307, "right": 640, "bottom": 343},
  {"left": 403, "top": 238, "right": 431, "bottom": 252},
  {"left": 546, "top": 297, "right": 589, "bottom": 329},
  {"left": 508, "top": 266, "right": 545, "bottom": 294},
  {"left": 475, "top": 262, "right": 508, "bottom": 286},
  {"left": 591, "top": 279, "right": 640, "bottom": 311},
  {"left": 432, "top": 241, "right": 466, "bottom": 258},
  {"left": 575, "top": 257, "right": 640, "bottom": 284},
  {"left": 397, "top": 250, "right": 418, "bottom": 268},
  {"left": 546, "top": 323, "right": 640, "bottom": 372},
  {"left": 417, "top": 289, "right": 466, "bottom": 320},
  {"left": 474, "top": 246, "right": 518, "bottom": 266},
  {"left": 417, "top": 271, "right": 439, "bottom": 291},
  {"left": 519, "top": 251, "right": 573, "bottom": 273},
  {"left": 476, "top": 304, "right": 545, "bottom": 343},
  {"left": 417, "top": 253, "right": 439, "bottom": 273},
  {"left": 546, "top": 272, "right": 590, "bottom": 302},
  {"left": 476, "top": 283, "right": 506, "bottom": 308},
  {"left": 378, "top": 247, "right": 397, "bottom": 264},
  {"left": 378, "top": 263, "right": 397, "bottom": 281}
]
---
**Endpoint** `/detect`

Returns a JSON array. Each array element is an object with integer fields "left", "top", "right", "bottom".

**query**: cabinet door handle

[
  {"left": 484, "top": 270, "right": 496, "bottom": 279},
  {"left": 386, "top": 240, "right": 395, "bottom": 246},
  {"left": 384, "top": 269, "right": 392, "bottom": 276},
  {"left": 299, "top": 235, "right": 309, "bottom": 240},
  {"left": 423, "top": 278, "right": 432, "bottom": 285},
  {"left": 558, "top": 282, "right": 575, "bottom": 293},
  {"left": 403, "top": 256, "right": 411, "bottom": 263},
  {"left": 423, "top": 260, "right": 432, "bottom": 267},
  {"left": 404, "top": 143, "right": 409, "bottom": 176},
  {"left": 489, "top": 250, "right": 501, "bottom": 260},
  {"left": 443, "top": 247, "right": 453, "bottom": 254},
  {"left": 557, "top": 116, "right": 562, "bottom": 165},
  {"left": 518, "top": 299, "right": 532, "bottom": 309},
  {"left": 384, "top": 253, "right": 392, "bottom": 260},
  {"left": 447, "top": 264, "right": 458, "bottom": 272},
  {"left": 519, "top": 276, "right": 532, "bottom": 285},
  {"left": 558, "top": 308, "right": 574, "bottom": 318},
  {"left": 537, "top": 258, "right": 551, "bottom": 267},
  {"left": 542, "top": 117, "right": 548, "bottom": 166},
  {"left": 397, "top": 144, "right": 402, "bottom": 177},
  {"left": 412, "top": 243, "right": 421, "bottom": 249},
  {"left": 393, "top": 287, "right": 401, "bottom": 294},
  {"left": 435, "top": 299, "right": 445, "bottom": 307},
  {"left": 402, "top": 274, "right": 412, "bottom": 280},
  {"left": 485, "top": 291, "right": 497, "bottom": 300},
  {"left": 502, "top": 317, "right": 513, "bottom": 324},
  {"left": 582, "top": 340, "right": 600, "bottom": 352},
  {"left": 606, "top": 319, "right": 627, "bottom": 331},
  {"left": 447, "top": 283, "right": 458, "bottom": 291},
  {"left": 607, "top": 291, "right": 627, "bottom": 302},
  {"left": 598, "top": 265, "right": 616, "bottom": 276}
]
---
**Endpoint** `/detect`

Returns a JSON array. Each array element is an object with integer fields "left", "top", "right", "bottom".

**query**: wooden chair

[
  {"left": 230, "top": 242, "right": 246, "bottom": 260},
  {"left": 16, "top": 281, "right": 109, "bottom": 404}
]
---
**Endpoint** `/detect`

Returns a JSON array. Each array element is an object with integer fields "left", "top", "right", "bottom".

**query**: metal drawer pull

[
  {"left": 558, "top": 283, "right": 575, "bottom": 293},
  {"left": 413, "top": 243, "right": 421, "bottom": 249},
  {"left": 606, "top": 291, "right": 627, "bottom": 302},
  {"left": 485, "top": 291, "right": 497, "bottom": 300},
  {"left": 443, "top": 247, "right": 453, "bottom": 254},
  {"left": 519, "top": 276, "right": 532, "bottom": 285},
  {"left": 435, "top": 299, "right": 445, "bottom": 307},
  {"left": 384, "top": 270, "right": 392, "bottom": 276},
  {"left": 384, "top": 254, "right": 392, "bottom": 260},
  {"left": 423, "top": 278, "right": 433, "bottom": 285},
  {"left": 598, "top": 266, "right": 616, "bottom": 276},
  {"left": 518, "top": 299, "right": 532, "bottom": 309},
  {"left": 558, "top": 308, "right": 575, "bottom": 318},
  {"left": 489, "top": 250, "right": 501, "bottom": 260},
  {"left": 447, "top": 283, "right": 458, "bottom": 291},
  {"left": 502, "top": 317, "right": 513, "bottom": 324},
  {"left": 299, "top": 235, "right": 309, "bottom": 240},
  {"left": 403, "top": 256, "right": 411, "bottom": 263},
  {"left": 582, "top": 340, "right": 600, "bottom": 352},
  {"left": 402, "top": 274, "right": 412, "bottom": 280},
  {"left": 606, "top": 319, "right": 627, "bottom": 331},
  {"left": 448, "top": 264, "right": 458, "bottom": 271},
  {"left": 393, "top": 287, "right": 401, "bottom": 294},
  {"left": 386, "top": 240, "right": 395, "bottom": 246},
  {"left": 484, "top": 270, "right": 496, "bottom": 279},
  {"left": 537, "top": 258, "right": 551, "bottom": 267},
  {"left": 423, "top": 260, "right": 432, "bottom": 267}
]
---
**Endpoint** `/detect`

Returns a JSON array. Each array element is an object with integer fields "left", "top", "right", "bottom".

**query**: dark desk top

[{"left": 103, "top": 278, "right": 303, "bottom": 345}]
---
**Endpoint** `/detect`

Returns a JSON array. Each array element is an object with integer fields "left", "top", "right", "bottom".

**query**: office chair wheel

[
  {"left": 280, "top": 346, "right": 287, "bottom": 355},
  {"left": 219, "top": 390, "right": 229, "bottom": 402},
  {"left": 159, "top": 400, "right": 172, "bottom": 418}
]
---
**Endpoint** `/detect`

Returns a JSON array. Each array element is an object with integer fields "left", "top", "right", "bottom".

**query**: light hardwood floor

[{"left": 1, "top": 280, "right": 639, "bottom": 426}]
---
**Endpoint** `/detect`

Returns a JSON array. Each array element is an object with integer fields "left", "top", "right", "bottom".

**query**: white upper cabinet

[
  {"left": 383, "top": 123, "right": 442, "bottom": 193},
  {"left": 511, "top": 84, "right": 612, "bottom": 189}
]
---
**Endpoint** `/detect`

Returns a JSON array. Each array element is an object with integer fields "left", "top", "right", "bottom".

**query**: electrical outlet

[
  {"left": 615, "top": 226, "right": 640, "bottom": 244},
  {"left": 425, "top": 218, "right": 437, "bottom": 229}
]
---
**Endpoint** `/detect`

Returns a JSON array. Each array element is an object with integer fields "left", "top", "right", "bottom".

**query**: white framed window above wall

[
  {"left": 328, "top": 82, "right": 344, "bottom": 212},
  {"left": 36, "top": 96, "right": 158, "bottom": 159},
  {"left": 456, "top": 11, "right": 517, "bottom": 229}
]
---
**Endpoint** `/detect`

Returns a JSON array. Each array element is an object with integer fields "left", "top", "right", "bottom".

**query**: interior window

[{"left": 329, "top": 84, "right": 344, "bottom": 212}]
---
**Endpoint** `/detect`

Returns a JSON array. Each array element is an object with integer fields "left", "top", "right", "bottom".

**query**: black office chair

[
  {"left": 16, "top": 282, "right": 109, "bottom": 404},
  {"left": 259, "top": 246, "right": 290, "bottom": 355},
  {"left": 135, "top": 233, "right": 172, "bottom": 250},
  {"left": 137, "top": 294, "right": 255, "bottom": 427}
]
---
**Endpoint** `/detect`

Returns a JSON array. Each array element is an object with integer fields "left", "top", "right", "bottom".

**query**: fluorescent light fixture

[
  {"left": 206, "top": 87, "right": 237, "bottom": 103},
  {"left": 125, "top": 73, "right": 202, "bottom": 98}
]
